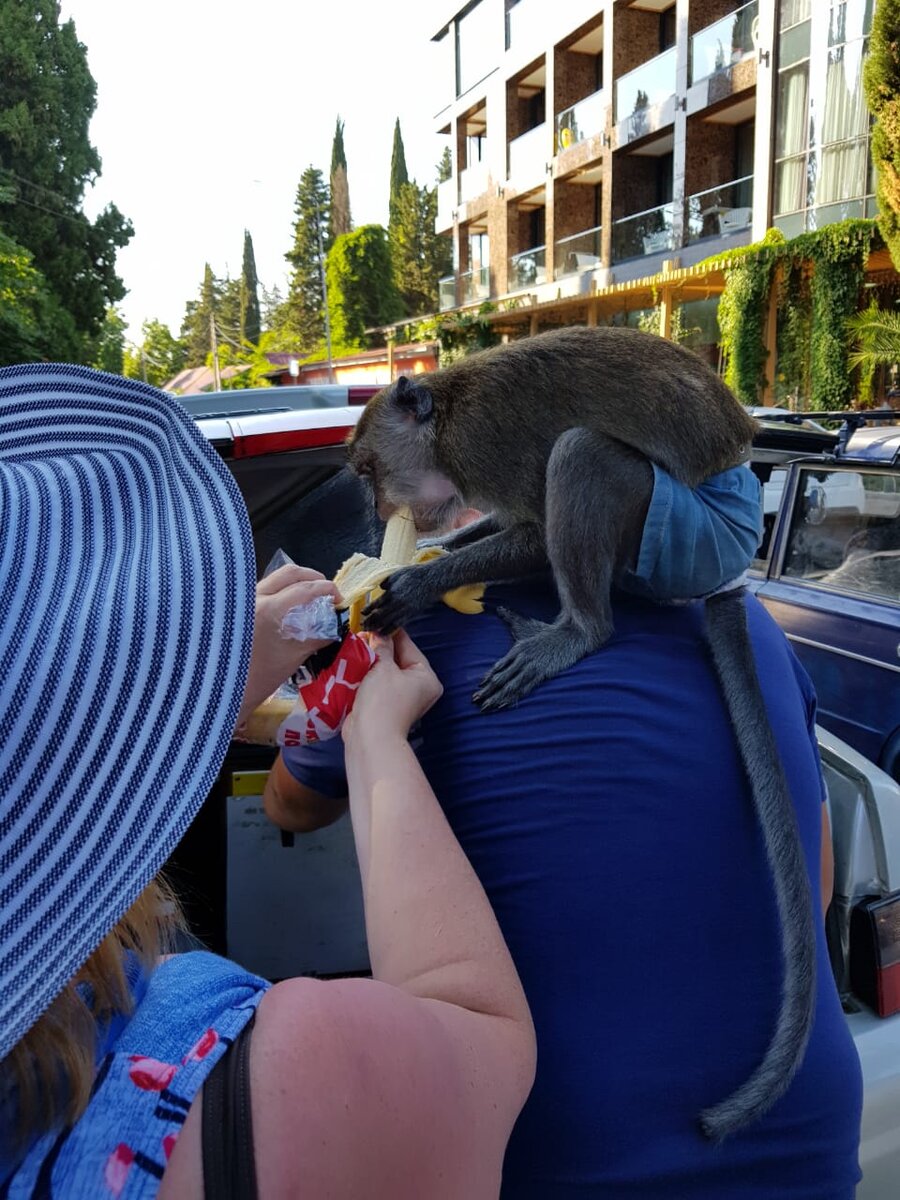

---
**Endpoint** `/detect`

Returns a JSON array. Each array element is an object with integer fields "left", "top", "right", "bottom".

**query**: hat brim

[{"left": 0, "top": 364, "right": 254, "bottom": 1059}]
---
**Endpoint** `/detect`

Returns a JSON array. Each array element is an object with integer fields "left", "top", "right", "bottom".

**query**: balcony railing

[
  {"left": 437, "top": 177, "right": 456, "bottom": 228},
  {"left": 611, "top": 202, "right": 674, "bottom": 262},
  {"left": 508, "top": 245, "right": 547, "bottom": 290},
  {"left": 690, "top": 1, "right": 759, "bottom": 86},
  {"left": 508, "top": 123, "right": 547, "bottom": 184},
  {"left": 555, "top": 89, "right": 607, "bottom": 153},
  {"left": 555, "top": 226, "right": 602, "bottom": 275},
  {"left": 461, "top": 265, "right": 490, "bottom": 304},
  {"left": 685, "top": 176, "right": 754, "bottom": 244},
  {"left": 459, "top": 161, "right": 489, "bottom": 204},
  {"left": 614, "top": 46, "right": 676, "bottom": 122},
  {"left": 438, "top": 275, "right": 456, "bottom": 311}
]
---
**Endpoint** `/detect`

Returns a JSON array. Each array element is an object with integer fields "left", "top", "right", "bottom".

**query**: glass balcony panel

[
  {"left": 459, "top": 161, "right": 489, "bottom": 203},
  {"left": 614, "top": 47, "right": 676, "bottom": 122},
  {"left": 690, "top": 1, "right": 759, "bottom": 85},
  {"left": 685, "top": 176, "right": 754, "bottom": 244},
  {"left": 555, "top": 226, "right": 603, "bottom": 274},
  {"left": 461, "top": 265, "right": 491, "bottom": 304},
  {"left": 508, "top": 245, "right": 547, "bottom": 290},
  {"left": 439, "top": 275, "right": 456, "bottom": 311},
  {"left": 508, "top": 123, "right": 547, "bottom": 182},
  {"left": 611, "top": 203, "right": 674, "bottom": 262},
  {"left": 555, "top": 89, "right": 607, "bottom": 153}
]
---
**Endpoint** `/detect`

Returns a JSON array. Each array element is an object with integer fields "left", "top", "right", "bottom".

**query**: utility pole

[
  {"left": 314, "top": 201, "right": 336, "bottom": 384},
  {"left": 140, "top": 349, "right": 148, "bottom": 384},
  {"left": 210, "top": 311, "right": 222, "bottom": 390}
]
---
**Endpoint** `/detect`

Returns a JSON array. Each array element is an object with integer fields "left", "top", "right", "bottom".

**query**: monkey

[{"left": 346, "top": 325, "right": 816, "bottom": 1144}]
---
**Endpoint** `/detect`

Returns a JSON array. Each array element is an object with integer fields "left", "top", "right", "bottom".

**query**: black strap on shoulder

[{"left": 202, "top": 1013, "right": 258, "bottom": 1200}]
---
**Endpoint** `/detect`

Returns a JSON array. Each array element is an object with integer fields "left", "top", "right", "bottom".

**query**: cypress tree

[
  {"left": 241, "top": 229, "right": 262, "bottom": 344},
  {"left": 284, "top": 166, "right": 331, "bottom": 353},
  {"left": 390, "top": 181, "right": 453, "bottom": 316},
  {"left": 330, "top": 117, "right": 352, "bottom": 240},
  {"left": 436, "top": 147, "right": 452, "bottom": 183},
  {"left": 389, "top": 118, "right": 409, "bottom": 226}
]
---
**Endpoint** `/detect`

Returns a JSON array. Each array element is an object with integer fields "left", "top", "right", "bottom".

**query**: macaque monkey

[{"left": 347, "top": 325, "right": 815, "bottom": 1143}]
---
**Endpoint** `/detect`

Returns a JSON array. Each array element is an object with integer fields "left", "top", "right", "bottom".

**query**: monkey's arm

[
  {"left": 364, "top": 521, "right": 546, "bottom": 634},
  {"left": 418, "top": 513, "right": 501, "bottom": 552}
]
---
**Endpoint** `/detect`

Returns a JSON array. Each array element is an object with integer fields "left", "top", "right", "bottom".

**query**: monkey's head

[{"left": 348, "top": 375, "right": 462, "bottom": 533}]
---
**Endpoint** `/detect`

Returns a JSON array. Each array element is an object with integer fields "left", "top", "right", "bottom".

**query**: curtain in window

[
  {"left": 774, "top": 64, "right": 809, "bottom": 214},
  {"left": 818, "top": 138, "right": 868, "bottom": 204},
  {"left": 821, "top": 44, "right": 869, "bottom": 144},
  {"left": 781, "top": 0, "right": 812, "bottom": 30}
]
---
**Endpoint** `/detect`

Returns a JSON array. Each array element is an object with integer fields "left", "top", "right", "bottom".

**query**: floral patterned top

[{"left": 0, "top": 951, "right": 269, "bottom": 1198}]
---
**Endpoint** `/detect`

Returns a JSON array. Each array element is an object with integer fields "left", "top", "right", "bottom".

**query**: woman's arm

[{"left": 255, "top": 632, "right": 535, "bottom": 1197}]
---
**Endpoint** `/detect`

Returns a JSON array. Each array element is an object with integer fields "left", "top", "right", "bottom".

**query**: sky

[{"left": 59, "top": 0, "right": 452, "bottom": 342}]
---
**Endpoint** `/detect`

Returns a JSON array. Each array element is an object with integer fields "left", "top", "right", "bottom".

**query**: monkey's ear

[{"left": 392, "top": 375, "right": 434, "bottom": 423}]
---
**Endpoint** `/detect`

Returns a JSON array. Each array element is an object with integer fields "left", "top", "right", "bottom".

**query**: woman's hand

[
  {"left": 343, "top": 631, "right": 442, "bottom": 747},
  {"left": 237, "top": 564, "right": 341, "bottom": 730}
]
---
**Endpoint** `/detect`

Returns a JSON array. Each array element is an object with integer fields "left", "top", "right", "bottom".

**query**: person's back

[
  {"left": 282, "top": 579, "right": 862, "bottom": 1196},
  {"left": 410, "top": 582, "right": 860, "bottom": 1196}
]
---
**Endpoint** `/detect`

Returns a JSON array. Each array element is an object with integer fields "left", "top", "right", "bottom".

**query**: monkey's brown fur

[{"left": 346, "top": 326, "right": 815, "bottom": 1145}]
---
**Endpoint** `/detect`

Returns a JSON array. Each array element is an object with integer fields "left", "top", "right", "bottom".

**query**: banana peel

[{"left": 333, "top": 507, "right": 485, "bottom": 633}]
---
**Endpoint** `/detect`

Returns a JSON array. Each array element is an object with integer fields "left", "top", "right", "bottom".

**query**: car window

[
  {"left": 780, "top": 468, "right": 900, "bottom": 602},
  {"left": 753, "top": 466, "right": 788, "bottom": 569}
]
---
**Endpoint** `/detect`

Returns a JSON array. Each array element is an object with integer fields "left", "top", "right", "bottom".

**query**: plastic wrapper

[{"left": 238, "top": 542, "right": 375, "bottom": 748}]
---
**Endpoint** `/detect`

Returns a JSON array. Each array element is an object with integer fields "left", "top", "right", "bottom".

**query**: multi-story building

[{"left": 428, "top": 0, "right": 884, "bottom": 381}]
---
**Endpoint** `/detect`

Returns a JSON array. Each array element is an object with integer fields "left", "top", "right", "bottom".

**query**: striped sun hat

[{"left": 0, "top": 364, "right": 255, "bottom": 1061}]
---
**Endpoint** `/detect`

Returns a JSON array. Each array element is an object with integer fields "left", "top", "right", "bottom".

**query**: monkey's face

[{"left": 349, "top": 376, "right": 462, "bottom": 533}]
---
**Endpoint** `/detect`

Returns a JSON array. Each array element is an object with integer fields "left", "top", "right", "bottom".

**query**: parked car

[
  {"left": 748, "top": 412, "right": 900, "bottom": 783},
  {"left": 180, "top": 399, "right": 900, "bottom": 1196}
]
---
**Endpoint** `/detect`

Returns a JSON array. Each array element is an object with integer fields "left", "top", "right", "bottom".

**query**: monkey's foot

[{"left": 474, "top": 623, "right": 595, "bottom": 712}]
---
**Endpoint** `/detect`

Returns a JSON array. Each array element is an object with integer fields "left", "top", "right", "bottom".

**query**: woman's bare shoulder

[{"left": 160, "top": 977, "right": 510, "bottom": 1199}]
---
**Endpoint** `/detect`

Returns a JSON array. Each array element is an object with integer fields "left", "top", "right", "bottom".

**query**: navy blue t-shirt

[{"left": 284, "top": 582, "right": 863, "bottom": 1198}]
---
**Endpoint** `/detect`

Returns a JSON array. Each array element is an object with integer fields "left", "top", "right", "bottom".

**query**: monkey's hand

[
  {"left": 474, "top": 611, "right": 605, "bottom": 712},
  {"left": 362, "top": 566, "right": 442, "bottom": 634}
]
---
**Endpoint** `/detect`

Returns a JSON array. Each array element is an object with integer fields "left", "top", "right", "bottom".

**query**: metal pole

[
  {"left": 210, "top": 311, "right": 222, "bottom": 390},
  {"left": 315, "top": 201, "right": 336, "bottom": 383}
]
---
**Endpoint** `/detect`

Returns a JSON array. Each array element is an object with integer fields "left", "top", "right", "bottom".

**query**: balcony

[
  {"left": 615, "top": 47, "right": 676, "bottom": 122},
  {"left": 555, "top": 89, "right": 607, "bottom": 154},
  {"left": 611, "top": 202, "right": 675, "bottom": 263},
  {"left": 508, "top": 123, "right": 547, "bottom": 187},
  {"left": 461, "top": 266, "right": 491, "bottom": 304},
  {"left": 459, "top": 161, "right": 489, "bottom": 204},
  {"left": 437, "top": 177, "right": 456, "bottom": 229},
  {"left": 690, "top": 1, "right": 759, "bottom": 86},
  {"left": 438, "top": 275, "right": 456, "bottom": 311},
  {"left": 685, "top": 176, "right": 754, "bottom": 245},
  {"left": 555, "top": 226, "right": 602, "bottom": 275},
  {"left": 508, "top": 245, "right": 547, "bottom": 290}
]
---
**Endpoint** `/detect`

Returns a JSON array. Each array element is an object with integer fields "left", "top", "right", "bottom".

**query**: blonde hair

[{"left": 2, "top": 876, "right": 183, "bottom": 1144}]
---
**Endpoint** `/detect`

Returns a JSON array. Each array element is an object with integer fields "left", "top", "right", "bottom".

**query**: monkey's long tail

[{"left": 699, "top": 587, "right": 816, "bottom": 1143}]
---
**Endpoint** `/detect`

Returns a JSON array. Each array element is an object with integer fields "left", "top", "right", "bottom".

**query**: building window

[
  {"left": 660, "top": 5, "right": 676, "bottom": 52},
  {"left": 773, "top": 0, "right": 875, "bottom": 230}
]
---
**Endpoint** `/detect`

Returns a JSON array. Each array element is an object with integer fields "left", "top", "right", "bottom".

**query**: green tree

[
  {"left": 389, "top": 118, "right": 409, "bottom": 226},
  {"left": 0, "top": 228, "right": 63, "bottom": 364},
  {"left": 241, "top": 229, "right": 261, "bottom": 344},
  {"left": 330, "top": 117, "right": 352, "bottom": 240},
  {"left": 180, "top": 264, "right": 220, "bottom": 367},
  {"left": 260, "top": 282, "right": 285, "bottom": 330},
  {"left": 326, "top": 225, "right": 404, "bottom": 351},
  {"left": 436, "top": 146, "right": 452, "bottom": 184},
  {"left": 0, "top": 0, "right": 133, "bottom": 360},
  {"left": 93, "top": 305, "right": 127, "bottom": 375},
  {"left": 123, "top": 318, "right": 187, "bottom": 388},
  {"left": 864, "top": 0, "right": 900, "bottom": 270},
  {"left": 389, "top": 181, "right": 452, "bottom": 316},
  {"left": 283, "top": 166, "right": 330, "bottom": 353}
]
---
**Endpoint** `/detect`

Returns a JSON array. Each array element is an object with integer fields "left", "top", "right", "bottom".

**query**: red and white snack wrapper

[{"left": 277, "top": 632, "right": 377, "bottom": 746}]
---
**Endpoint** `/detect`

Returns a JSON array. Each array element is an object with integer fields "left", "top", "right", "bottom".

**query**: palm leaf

[{"left": 846, "top": 308, "right": 900, "bottom": 369}]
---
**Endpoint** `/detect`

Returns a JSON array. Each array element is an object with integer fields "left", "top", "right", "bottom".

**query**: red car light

[
  {"left": 232, "top": 425, "right": 355, "bottom": 458},
  {"left": 850, "top": 892, "right": 900, "bottom": 1017}
]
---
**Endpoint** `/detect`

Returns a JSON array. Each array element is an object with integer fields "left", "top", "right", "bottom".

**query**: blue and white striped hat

[{"left": 0, "top": 364, "right": 255, "bottom": 1060}]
